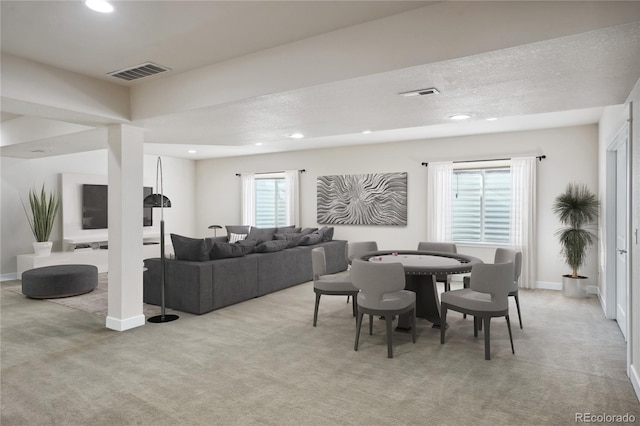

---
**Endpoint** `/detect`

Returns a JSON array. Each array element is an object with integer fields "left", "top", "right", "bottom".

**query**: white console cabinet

[{"left": 17, "top": 243, "right": 173, "bottom": 279}]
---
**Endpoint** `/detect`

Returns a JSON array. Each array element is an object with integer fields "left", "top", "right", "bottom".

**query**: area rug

[{"left": 6, "top": 273, "right": 163, "bottom": 319}]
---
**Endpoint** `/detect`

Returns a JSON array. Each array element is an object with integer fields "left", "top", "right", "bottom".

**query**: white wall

[
  {"left": 0, "top": 151, "right": 196, "bottom": 277},
  {"left": 196, "top": 124, "right": 599, "bottom": 288}
]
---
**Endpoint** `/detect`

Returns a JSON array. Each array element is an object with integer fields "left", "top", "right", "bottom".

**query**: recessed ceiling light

[
  {"left": 255, "top": 142, "right": 263, "bottom": 146},
  {"left": 362, "top": 130, "right": 372, "bottom": 134},
  {"left": 85, "top": 0, "right": 114, "bottom": 13},
  {"left": 289, "top": 133, "right": 304, "bottom": 139},
  {"left": 188, "top": 149, "right": 196, "bottom": 154},
  {"left": 486, "top": 117, "right": 498, "bottom": 121},
  {"left": 450, "top": 114, "right": 471, "bottom": 120},
  {"left": 399, "top": 88, "right": 440, "bottom": 97}
]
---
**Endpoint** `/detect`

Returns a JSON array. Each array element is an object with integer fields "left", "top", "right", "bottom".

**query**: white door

[{"left": 615, "top": 141, "right": 628, "bottom": 340}]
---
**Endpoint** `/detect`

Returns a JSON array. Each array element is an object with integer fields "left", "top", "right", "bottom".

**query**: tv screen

[{"left": 82, "top": 184, "right": 153, "bottom": 229}]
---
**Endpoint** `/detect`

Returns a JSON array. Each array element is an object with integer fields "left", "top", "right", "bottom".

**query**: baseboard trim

[
  {"left": 106, "top": 314, "right": 145, "bottom": 331},
  {"left": 1, "top": 273, "right": 18, "bottom": 282},
  {"left": 629, "top": 363, "right": 640, "bottom": 402},
  {"left": 536, "top": 281, "right": 562, "bottom": 291}
]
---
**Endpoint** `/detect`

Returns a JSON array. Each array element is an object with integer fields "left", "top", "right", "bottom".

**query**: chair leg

[
  {"left": 313, "top": 292, "right": 321, "bottom": 327},
  {"left": 347, "top": 295, "right": 350, "bottom": 303},
  {"left": 440, "top": 305, "right": 448, "bottom": 344},
  {"left": 506, "top": 315, "right": 515, "bottom": 354},
  {"left": 354, "top": 312, "right": 364, "bottom": 351},
  {"left": 473, "top": 316, "right": 479, "bottom": 337},
  {"left": 514, "top": 293, "right": 523, "bottom": 329},
  {"left": 385, "top": 315, "right": 393, "bottom": 358},
  {"left": 484, "top": 317, "right": 491, "bottom": 360},
  {"left": 352, "top": 297, "right": 357, "bottom": 317},
  {"left": 369, "top": 314, "right": 373, "bottom": 335},
  {"left": 412, "top": 306, "right": 417, "bottom": 344}
]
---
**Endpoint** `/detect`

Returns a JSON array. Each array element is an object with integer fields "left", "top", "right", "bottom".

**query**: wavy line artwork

[{"left": 317, "top": 172, "right": 407, "bottom": 225}]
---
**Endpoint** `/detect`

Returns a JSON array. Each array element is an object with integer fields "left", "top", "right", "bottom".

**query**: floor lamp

[
  {"left": 208, "top": 225, "right": 222, "bottom": 238},
  {"left": 144, "top": 157, "right": 178, "bottom": 323}
]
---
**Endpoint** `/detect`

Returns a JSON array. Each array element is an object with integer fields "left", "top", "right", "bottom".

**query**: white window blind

[
  {"left": 255, "top": 177, "right": 286, "bottom": 227},
  {"left": 452, "top": 168, "right": 510, "bottom": 243}
]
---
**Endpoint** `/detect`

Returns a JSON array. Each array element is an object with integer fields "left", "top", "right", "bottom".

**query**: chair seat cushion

[
  {"left": 314, "top": 273, "right": 356, "bottom": 292},
  {"left": 358, "top": 289, "right": 415, "bottom": 311},
  {"left": 441, "top": 288, "right": 507, "bottom": 312}
]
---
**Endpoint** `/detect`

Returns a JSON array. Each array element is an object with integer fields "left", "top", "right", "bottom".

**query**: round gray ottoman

[{"left": 22, "top": 264, "right": 98, "bottom": 299}]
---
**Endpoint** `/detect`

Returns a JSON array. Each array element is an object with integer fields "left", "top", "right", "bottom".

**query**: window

[
  {"left": 255, "top": 177, "right": 287, "bottom": 227},
  {"left": 452, "top": 168, "right": 510, "bottom": 243}
]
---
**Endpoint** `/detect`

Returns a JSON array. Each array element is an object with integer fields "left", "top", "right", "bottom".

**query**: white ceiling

[{"left": 1, "top": 1, "right": 640, "bottom": 159}]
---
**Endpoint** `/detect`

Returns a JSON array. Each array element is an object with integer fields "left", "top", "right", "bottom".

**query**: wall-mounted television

[{"left": 82, "top": 184, "right": 153, "bottom": 229}]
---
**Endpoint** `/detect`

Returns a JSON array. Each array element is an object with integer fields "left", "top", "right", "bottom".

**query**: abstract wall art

[{"left": 317, "top": 172, "right": 407, "bottom": 226}]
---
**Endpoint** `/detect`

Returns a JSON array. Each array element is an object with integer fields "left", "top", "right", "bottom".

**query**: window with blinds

[
  {"left": 255, "top": 177, "right": 287, "bottom": 228},
  {"left": 452, "top": 168, "right": 511, "bottom": 243}
]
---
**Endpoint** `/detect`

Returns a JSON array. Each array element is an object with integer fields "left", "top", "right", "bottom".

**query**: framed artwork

[{"left": 317, "top": 172, "right": 407, "bottom": 225}]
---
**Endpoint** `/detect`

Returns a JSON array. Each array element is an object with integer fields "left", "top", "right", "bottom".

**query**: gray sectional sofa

[{"left": 143, "top": 235, "right": 347, "bottom": 315}]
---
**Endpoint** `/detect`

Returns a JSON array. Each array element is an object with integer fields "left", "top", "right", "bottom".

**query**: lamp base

[{"left": 147, "top": 314, "right": 179, "bottom": 323}]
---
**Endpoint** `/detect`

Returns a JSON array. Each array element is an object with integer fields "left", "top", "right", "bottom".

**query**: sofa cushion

[
  {"left": 247, "top": 227, "right": 277, "bottom": 244},
  {"left": 254, "top": 239, "right": 290, "bottom": 253},
  {"left": 274, "top": 232, "right": 304, "bottom": 248},
  {"left": 171, "top": 234, "right": 210, "bottom": 261},
  {"left": 228, "top": 232, "right": 247, "bottom": 244},
  {"left": 210, "top": 242, "right": 245, "bottom": 260},
  {"left": 299, "top": 233, "right": 323, "bottom": 246},
  {"left": 226, "top": 225, "right": 251, "bottom": 236}
]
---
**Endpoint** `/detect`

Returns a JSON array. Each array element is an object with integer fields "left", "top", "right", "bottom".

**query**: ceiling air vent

[
  {"left": 108, "top": 62, "right": 171, "bottom": 81},
  {"left": 399, "top": 87, "right": 440, "bottom": 97}
]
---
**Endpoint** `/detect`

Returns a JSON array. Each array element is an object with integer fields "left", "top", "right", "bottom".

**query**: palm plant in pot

[
  {"left": 552, "top": 183, "right": 599, "bottom": 298},
  {"left": 22, "top": 184, "right": 61, "bottom": 256}
]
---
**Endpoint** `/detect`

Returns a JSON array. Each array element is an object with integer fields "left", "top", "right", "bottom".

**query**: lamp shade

[{"left": 143, "top": 193, "right": 172, "bottom": 208}]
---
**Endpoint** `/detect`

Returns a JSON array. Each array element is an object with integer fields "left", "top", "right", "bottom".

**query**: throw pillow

[
  {"left": 247, "top": 227, "right": 277, "bottom": 244},
  {"left": 210, "top": 242, "right": 245, "bottom": 260},
  {"left": 318, "top": 226, "right": 334, "bottom": 242},
  {"left": 276, "top": 225, "right": 301, "bottom": 234},
  {"left": 254, "top": 239, "right": 290, "bottom": 253},
  {"left": 300, "top": 227, "right": 318, "bottom": 235},
  {"left": 171, "top": 234, "right": 210, "bottom": 261},
  {"left": 228, "top": 232, "right": 247, "bottom": 244},
  {"left": 236, "top": 239, "right": 259, "bottom": 255},
  {"left": 226, "top": 225, "right": 251, "bottom": 236},
  {"left": 274, "top": 232, "right": 304, "bottom": 248},
  {"left": 299, "top": 233, "right": 323, "bottom": 246}
]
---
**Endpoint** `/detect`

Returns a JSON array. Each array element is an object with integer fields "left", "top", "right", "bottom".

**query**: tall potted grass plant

[
  {"left": 22, "top": 184, "right": 61, "bottom": 256},
  {"left": 552, "top": 183, "right": 599, "bottom": 298}
]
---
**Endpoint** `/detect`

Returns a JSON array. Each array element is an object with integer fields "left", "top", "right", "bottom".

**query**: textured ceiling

[{"left": 1, "top": 1, "right": 639, "bottom": 159}]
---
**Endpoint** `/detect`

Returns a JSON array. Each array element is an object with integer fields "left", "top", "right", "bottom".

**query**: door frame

[{"left": 606, "top": 122, "right": 631, "bottom": 339}]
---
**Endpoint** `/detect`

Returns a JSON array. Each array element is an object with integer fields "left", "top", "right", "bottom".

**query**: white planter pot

[
  {"left": 33, "top": 241, "right": 53, "bottom": 257},
  {"left": 562, "top": 275, "right": 588, "bottom": 298}
]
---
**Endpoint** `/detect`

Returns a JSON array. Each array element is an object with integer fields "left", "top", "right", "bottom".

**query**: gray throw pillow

[
  {"left": 300, "top": 227, "right": 318, "bottom": 235},
  {"left": 274, "top": 232, "right": 303, "bottom": 248},
  {"left": 247, "top": 227, "right": 277, "bottom": 244},
  {"left": 299, "top": 233, "right": 323, "bottom": 246},
  {"left": 254, "top": 239, "right": 290, "bottom": 253},
  {"left": 318, "top": 226, "right": 334, "bottom": 242},
  {"left": 276, "top": 225, "right": 301, "bottom": 234},
  {"left": 210, "top": 242, "right": 245, "bottom": 260},
  {"left": 171, "top": 234, "right": 210, "bottom": 261},
  {"left": 236, "top": 239, "right": 259, "bottom": 255},
  {"left": 226, "top": 225, "right": 251, "bottom": 237}
]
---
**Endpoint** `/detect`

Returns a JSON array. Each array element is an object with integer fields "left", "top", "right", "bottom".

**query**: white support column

[{"left": 106, "top": 124, "right": 145, "bottom": 331}]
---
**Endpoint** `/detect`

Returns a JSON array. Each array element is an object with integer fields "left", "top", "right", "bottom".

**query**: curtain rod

[
  {"left": 235, "top": 169, "right": 306, "bottom": 177},
  {"left": 421, "top": 155, "right": 546, "bottom": 167}
]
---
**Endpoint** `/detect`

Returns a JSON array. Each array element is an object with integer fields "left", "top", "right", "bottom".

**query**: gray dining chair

[
  {"left": 463, "top": 248, "right": 523, "bottom": 328},
  {"left": 441, "top": 261, "right": 515, "bottom": 360},
  {"left": 417, "top": 242, "right": 457, "bottom": 291},
  {"left": 351, "top": 259, "right": 416, "bottom": 358},
  {"left": 345, "top": 241, "right": 378, "bottom": 303},
  {"left": 311, "top": 247, "right": 359, "bottom": 327}
]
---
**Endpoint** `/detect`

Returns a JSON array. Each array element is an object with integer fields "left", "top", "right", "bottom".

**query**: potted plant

[
  {"left": 22, "top": 184, "right": 61, "bottom": 256},
  {"left": 552, "top": 183, "right": 599, "bottom": 298}
]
